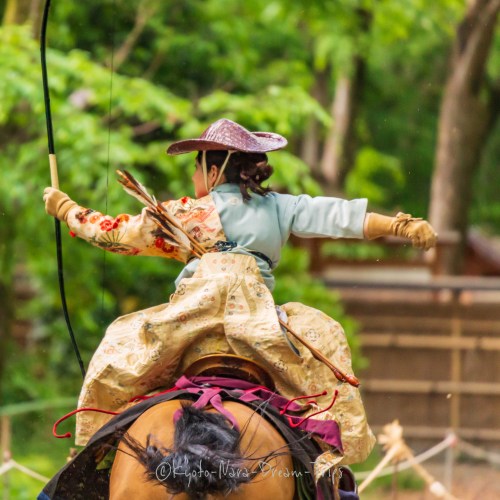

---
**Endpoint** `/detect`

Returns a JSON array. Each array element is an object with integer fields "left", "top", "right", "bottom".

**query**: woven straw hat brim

[{"left": 167, "top": 132, "right": 287, "bottom": 155}]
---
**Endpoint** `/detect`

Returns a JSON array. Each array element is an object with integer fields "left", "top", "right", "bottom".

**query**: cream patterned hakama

[{"left": 76, "top": 254, "right": 374, "bottom": 468}]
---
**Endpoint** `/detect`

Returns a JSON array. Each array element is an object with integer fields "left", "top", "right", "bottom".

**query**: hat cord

[{"left": 202, "top": 150, "right": 234, "bottom": 193}]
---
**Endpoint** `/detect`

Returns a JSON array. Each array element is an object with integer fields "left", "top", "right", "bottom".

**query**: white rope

[
  {"left": 0, "top": 459, "right": 50, "bottom": 483},
  {"left": 355, "top": 432, "right": 457, "bottom": 480},
  {"left": 457, "top": 438, "right": 500, "bottom": 466},
  {"left": 0, "top": 461, "right": 13, "bottom": 475},
  {"left": 355, "top": 432, "right": 500, "bottom": 496}
]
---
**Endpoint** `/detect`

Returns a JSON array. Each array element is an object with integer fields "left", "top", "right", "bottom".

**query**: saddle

[{"left": 183, "top": 353, "right": 276, "bottom": 390}]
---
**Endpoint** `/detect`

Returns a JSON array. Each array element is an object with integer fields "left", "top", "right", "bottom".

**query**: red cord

[
  {"left": 285, "top": 390, "right": 339, "bottom": 428},
  {"left": 54, "top": 386, "right": 182, "bottom": 439},
  {"left": 53, "top": 387, "right": 338, "bottom": 439},
  {"left": 52, "top": 407, "right": 120, "bottom": 439},
  {"left": 279, "top": 390, "right": 328, "bottom": 415}
]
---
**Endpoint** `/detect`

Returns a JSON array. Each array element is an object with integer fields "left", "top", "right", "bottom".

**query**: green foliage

[
  {"left": 270, "top": 151, "right": 323, "bottom": 196},
  {"left": 345, "top": 147, "right": 405, "bottom": 208},
  {"left": 321, "top": 241, "right": 388, "bottom": 261},
  {"left": 472, "top": 121, "right": 500, "bottom": 228},
  {"left": 198, "top": 86, "right": 331, "bottom": 137},
  {"left": 0, "top": 408, "right": 75, "bottom": 499}
]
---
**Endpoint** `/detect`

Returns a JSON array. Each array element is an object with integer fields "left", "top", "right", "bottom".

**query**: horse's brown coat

[{"left": 109, "top": 400, "right": 295, "bottom": 499}]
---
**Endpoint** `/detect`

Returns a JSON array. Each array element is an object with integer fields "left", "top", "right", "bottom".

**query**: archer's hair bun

[{"left": 200, "top": 151, "right": 274, "bottom": 201}]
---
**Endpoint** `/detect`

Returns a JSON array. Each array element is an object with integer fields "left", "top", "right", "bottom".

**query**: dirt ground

[{"left": 361, "top": 463, "right": 500, "bottom": 500}]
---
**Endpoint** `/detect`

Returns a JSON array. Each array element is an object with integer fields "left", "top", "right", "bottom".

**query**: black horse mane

[{"left": 118, "top": 402, "right": 289, "bottom": 500}]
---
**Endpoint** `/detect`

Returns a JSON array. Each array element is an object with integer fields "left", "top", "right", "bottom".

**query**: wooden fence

[{"left": 324, "top": 275, "right": 500, "bottom": 447}]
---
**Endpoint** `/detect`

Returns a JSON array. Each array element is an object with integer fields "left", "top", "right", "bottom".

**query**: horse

[
  {"left": 39, "top": 355, "right": 355, "bottom": 500},
  {"left": 108, "top": 354, "right": 339, "bottom": 499},
  {"left": 109, "top": 399, "right": 297, "bottom": 499}
]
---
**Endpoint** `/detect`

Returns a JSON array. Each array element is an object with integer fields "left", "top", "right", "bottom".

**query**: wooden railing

[
  {"left": 322, "top": 275, "right": 500, "bottom": 443},
  {"left": 293, "top": 230, "right": 474, "bottom": 276}
]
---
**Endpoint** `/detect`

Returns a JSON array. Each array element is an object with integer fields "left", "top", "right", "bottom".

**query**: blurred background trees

[
  {"left": 429, "top": 0, "right": 500, "bottom": 273},
  {"left": 0, "top": 0, "right": 499, "bottom": 493}
]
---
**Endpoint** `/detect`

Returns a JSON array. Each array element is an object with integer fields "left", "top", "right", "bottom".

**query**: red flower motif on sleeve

[
  {"left": 100, "top": 219, "right": 114, "bottom": 231},
  {"left": 154, "top": 237, "right": 176, "bottom": 254},
  {"left": 111, "top": 214, "right": 130, "bottom": 229},
  {"left": 181, "top": 197, "right": 189, "bottom": 204}
]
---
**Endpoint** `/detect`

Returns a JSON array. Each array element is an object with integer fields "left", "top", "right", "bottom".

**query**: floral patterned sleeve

[{"left": 64, "top": 204, "right": 187, "bottom": 261}]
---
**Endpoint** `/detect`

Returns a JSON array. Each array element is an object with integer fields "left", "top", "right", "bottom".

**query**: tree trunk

[
  {"left": 320, "top": 57, "right": 365, "bottom": 193},
  {"left": 3, "top": 0, "right": 44, "bottom": 39},
  {"left": 0, "top": 283, "right": 12, "bottom": 405},
  {"left": 319, "top": 8, "right": 370, "bottom": 193},
  {"left": 429, "top": 0, "right": 500, "bottom": 274},
  {"left": 2, "top": 0, "right": 42, "bottom": 28},
  {"left": 300, "top": 66, "right": 330, "bottom": 176},
  {"left": 0, "top": 200, "right": 16, "bottom": 405},
  {"left": 29, "top": 0, "right": 43, "bottom": 39},
  {"left": 3, "top": 0, "right": 32, "bottom": 25},
  {"left": 112, "top": 0, "right": 159, "bottom": 71}
]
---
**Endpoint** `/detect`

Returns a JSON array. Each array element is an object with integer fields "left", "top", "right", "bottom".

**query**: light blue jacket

[{"left": 176, "top": 183, "right": 367, "bottom": 290}]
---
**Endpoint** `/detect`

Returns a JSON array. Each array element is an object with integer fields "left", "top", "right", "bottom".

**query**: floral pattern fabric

[{"left": 65, "top": 194, "right": 226, "bottom": 262}]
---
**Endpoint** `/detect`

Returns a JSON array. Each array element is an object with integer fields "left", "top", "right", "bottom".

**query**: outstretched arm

[
  {"left": 363, "top": 212, "right": 438, "bottom": 250},
  {"left": 43, "top": 187, "right": 186, "bottom": 259},
  {"left": 280, "top": 194, "right": 437, "bottom": 250}
]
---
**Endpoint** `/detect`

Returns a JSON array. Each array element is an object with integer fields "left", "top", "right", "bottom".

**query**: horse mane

[{"left": 118, "top": 402, "right": 286, "bottom": 499}]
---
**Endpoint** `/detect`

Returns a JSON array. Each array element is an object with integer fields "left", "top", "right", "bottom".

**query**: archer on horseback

[{"left": 43, "top": 118, "right": 437, "bottom": 476}]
